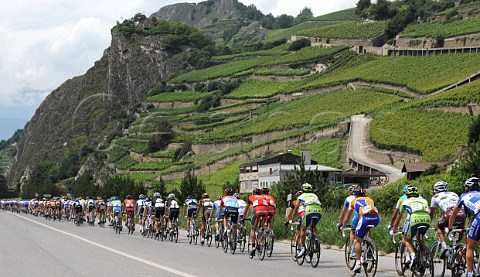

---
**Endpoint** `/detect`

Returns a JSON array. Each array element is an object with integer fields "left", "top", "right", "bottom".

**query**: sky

[{"left": 0, "top": 0, "right": 357, "bottom": 140}]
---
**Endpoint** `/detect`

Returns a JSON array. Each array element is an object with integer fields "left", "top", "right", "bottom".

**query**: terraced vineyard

[
  {"left": 312, "top": 8, "right": 358, "bottom": 21},
  {"left": 400, "top": 16, "right": 480, "bottom": 38},
  {"left": 264, "top": 21, "right": 338, "bottom": 42},
  {"left": 408, "top": 79, "right": 480, "bottom": 108},
  {"left": 298, "top": 21, "right": 387, "bottom": 39},
  {"left": 370, "top": 109, "right": 472, "bottom": 161},
  {"left": 225, "top": 78, "right": 295, "bottom": 99},
  {"left": 146, "top": 91, "right": 214, "bottom": 103},
  {"left": 296, "top": 53, "right": 480, "bottom": 93}
]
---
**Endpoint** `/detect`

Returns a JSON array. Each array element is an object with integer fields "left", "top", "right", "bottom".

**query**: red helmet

[{"left": 224, "top": 188, "right": 234, "bottom": 196}]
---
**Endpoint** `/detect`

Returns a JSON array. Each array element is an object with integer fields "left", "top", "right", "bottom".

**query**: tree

[
  {"left": 274, "top": 14, "right": 294, "bottom": 29},
  {"left": 372, "top": 0, "right": 390, "bottom": 20},
  {"left": 260, "top": 13, "right": 275, "bottom": 29},
  {"left": 0, "top": 168, "right": 7, "bottom": 198},
  {"left": 152, "top": 178, "right": 168, "bottom": 198},
  {"left": 452, "top": 141, "right": 480, "bottom": 181},
  {"left": 356, "top": 0, "right": 372, "bottom": 18},
  {"left": 179, "top": 170, "right": 206, "bottom": 202},
  {"left": 294, "top": 7, "right": 314, "bottom": 25},
  {"left": 147, "top": 119, "right": 172, "bottom": 153},
  {"left": 102, "top": 175, "right": 145, "bottom": 199}
]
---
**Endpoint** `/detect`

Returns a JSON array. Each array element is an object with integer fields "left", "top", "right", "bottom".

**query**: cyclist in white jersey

[
  {"left": 430, "top": 181, "right": 466, "bottom": 255},
  {"left": 235, "top": 193, "right": 246, "bottom": 223},
  {"left": 137, "top": 194, "right": 146, "bottom": 233}
]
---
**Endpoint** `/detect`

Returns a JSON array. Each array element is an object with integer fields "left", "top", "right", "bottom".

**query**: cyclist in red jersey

[
  {"left": 124, "top": 195, "right": 136, "bottom": 231},
  {"left": 262, "top": 188, "right": 276, "bottom": 231},
  {"left": 243, "top": 188, "right": 269, "bottom": 257}
]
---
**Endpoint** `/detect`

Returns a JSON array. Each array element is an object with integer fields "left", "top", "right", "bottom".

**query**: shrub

[{"left": 288, "top": 38, "right": 311, "bottom": 51}]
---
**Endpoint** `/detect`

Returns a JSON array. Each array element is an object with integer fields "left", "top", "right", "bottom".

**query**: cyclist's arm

[
  {"left": 242, "top": 203, "right": 250, "bottom": 219},
  {"left": 389, "top": 208, "right": 399, "bottom": 227},
  {"left": 429, "top": 207, "right": 436, "bottom": 221},
  {"left": 287, "top": 202, "right": 299, "bottom": 222},
  {"left": 217, "top": 202, "right": 224, "bottom": 220},
  {"left": 338, "top": 206, "right": 348, "bottom": 226},
  {"left": 182, "top": 204, "right": 187, "bottom": 218},
  {"left": 392, "top": 211, "right": 402, "bottom": 232},
  {"left": 195, "top": 202, "right": 202, "bottom": 217},
  {"left": 343, "top": 209, "right": 353, "bottom": 227}
]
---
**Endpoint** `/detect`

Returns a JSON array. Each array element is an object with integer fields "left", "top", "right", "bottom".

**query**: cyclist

[
  {"left": 243, "top": 188, "right": 268, "bottom": 257},
  {"left": 211, "top": 195, "right": 224, "bottom": 241},
  {"left": 429, "top": 181, "right": 465, "bottom": 257},
  {"left": 196, "top": 193, "right": 214, "bottom": 245},
  {"left": 183, "top": 195, "right": 199, "bottom": 237},
  {"left": 287, "top": 183, "right": 322, "bottom": 258},
  {"left": 391, "top": 186, "right": 431, "bottom": 266},
  {"left": 124, "top": 195, "right": 135, "bottom": 231},
  {"left": 448, "top": 177, "right": 480, "bottom": 277},
  {"left": 166, "top": 193, "right": 180, "bottom": 235},
  {"left": 235, "top": 192, "right": 246, "bottom": 224},
  {"left": 73, "top": 198, "right": 83, "bottom": 223},
  {"left": 388, "top": 185, "right": 411, "bottom": 233},
  {"left": 217, "top": 188, "right": 239, "bottom": 244},
  {"left": 136, "top": 194, "right": 146, "bottom": 233},
  {"left": 286, "top": 190, "right": 305, "bottom": 247},
  {"left": 96, "top": 196, "right": 106, "bottom": 224},
  {"left": 111, "top": 196, "right": 123, "bottom": 230},
  {"left": 337, "top": 185, "right": 361, "bottom": 243},
  {"left": 86, "top": 197, "right": 96, "bottom": 224},
  {"left": 153, "top": 192, "right": 165, "bottom": 237},
  {"left": 263, "top": 188, "right": 276, "bottom": 232},
  {"left": 343, "top": 188, "right": 380, "bottom": 274}
]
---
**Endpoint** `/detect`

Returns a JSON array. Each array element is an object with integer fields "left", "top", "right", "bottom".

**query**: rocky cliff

[{"left": 7, "top": 23, "right": 189, "bottom": 184}]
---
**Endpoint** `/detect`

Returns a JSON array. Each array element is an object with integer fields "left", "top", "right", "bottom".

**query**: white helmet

[
  {"left": 433, "top": 181, "right": 448, "bottom": 193},
  {"left": 465, "top": 177, "right": 480, "bottom": 187},
  {"left": 168, "top": 193, "right": 175, "bottom": 199},
  {"left": 301, "top": 183, "right": 313, "bottom": 192},
  {"left": 153, "top": 192, "right": 161, "bottom": 198}
]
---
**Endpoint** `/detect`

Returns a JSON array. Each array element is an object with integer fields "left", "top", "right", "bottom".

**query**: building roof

[
  {"left": 240, "top": 153, "right": 318, "bottom": 168},
  {"left": 280, "top": 164, "right": 342, "bottom": 172},
  {"left": 401, "top": 162, "right": 448, "bottom": 173}
]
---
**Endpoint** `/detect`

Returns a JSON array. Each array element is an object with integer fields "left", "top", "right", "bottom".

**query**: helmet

[
  {"left": 352, "top": 188, "right": 366, "bottom": 197},
  {"left": 295, "top": 190, "right": 303, "bottom": 198},
  {"left": 433, "top": 181, "right": 448, "bottom": 193},
  {"left": 97, "top": 196, "right": 102, "bottom": 200},
  {"left": 224, "top": 188, "right": 234, "bottom": 196},
  {"left": 216, "top": 195, "right": 221, "bottom": 200},
  {"left": 403, "top": 185, "right": 411, "bottom": 194},
  {"left": 253, "top": 188, "right": 262, "bottom": 195},
  {"left": 465, "top": 177, "right": 480, "bottom": 187},
  {"left": 301, "top": 183, "right": 313, "bottom": 192},
  {"left": 348, "top": 184, "right": 360, "bottom": 193},
  {"left": 234, "top": 193, "right": 240, "bottom": 199},
  {"left": 145, "top": 197, "right": 151, "bottom": 202},
  {"left": 202, "top": 193, "right": 209, "bottom": 198},
  {"left": 168, "top": 193, "right": 175, "bottom": 200},
  {"left": 405, "top": 186, "right": 419, "bottom": 198},
  {"left": 126, "top": 195, "right": 131, "bottom": 200},
  {"left": 139, "top": 194, "right": 145, "bottom": 199},
  {"left": 262, "top": 187, "right": 269, "bottom": 195},
  {"left": 153, "top": 192, "right": 161, "bottom": 198},
  {"left": 187, "top": 195, "right": 193, "bottom": 199},
  {"left": 111, "top": 196, "right": 118, "bottom": 201}
]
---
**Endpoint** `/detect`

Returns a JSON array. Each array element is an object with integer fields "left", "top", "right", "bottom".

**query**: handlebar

[
  {"left": 342, "top": 227, "right": 352, "bottom": 238},
  {"left": 392, "top": 232, "right": 403, "bottom": 244},
  {"left": 448, "top": 228, "right": 465, "bottom": 241}
]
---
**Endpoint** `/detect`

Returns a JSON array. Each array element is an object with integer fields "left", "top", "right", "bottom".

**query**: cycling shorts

[
  {"left": 351, "top": 212, "right": 360, "bottom": 230},
  {"left": 251, "top": 206, "right": 268, "bottom": 226},
  {"left": 126, "top": 207, "right": 135, "bottom": 215},
  {"left": 303, "top": 212, "right": 322, "bottom": 227},
  {"left": 355, "top": 214, "right": 380, "bottom": 239},
  {"left": 155, "top": 207, "right": 165, "bottom": 219},
  {"left": 224, "top": 207, "right": 239, "bottom": 224},
  {"left": 113, "top": 206, "right": 122, "bottom": 215},
  {"left": 97, "top": 205, "right": 106, "bottom": 212},
  {"left": 169, "top": 208, "right": 180, "bottom": 221},
  {"left": 88, "top": 206, "right": 95, "bottom": 213},
  {"left": 74, "top": 206, "right": 82, "bottom": 213},
  {"left": 468, "top": 212, "right": 480, "bottom": 241},
  {"left": 438, "top": 209, "right": 466, "bottom": 230},
  {"left": 296, "top": 217, "right": 303, "bottom": 231},
  {"left": 187, "top": 208, "right": 197, "bottom": 218},
  {"left": 402, "top": 213, "right": 430, "bottom": 238},
  {"left": 202, "top": 210, "right": 212, "bottom": 223},
  {"left": 267, "top": 206, "right": 275, "bottom": 217}
]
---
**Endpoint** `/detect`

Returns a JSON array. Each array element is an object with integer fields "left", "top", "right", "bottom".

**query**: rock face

[
  {"left": 151, "top": 0, "right": 242, "bottom": 29},
  {"left": 7, "top": 30, "right": 185, "bottom": 184}
]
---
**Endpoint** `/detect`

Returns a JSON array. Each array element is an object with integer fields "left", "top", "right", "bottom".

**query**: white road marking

[{"left": 13, "top": 213, "right": 197, "bottom": 277}]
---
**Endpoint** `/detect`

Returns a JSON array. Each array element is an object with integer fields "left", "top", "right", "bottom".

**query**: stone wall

[
  {"left": 151, "top": 101, "right": 194, "bottom": 109},
  {"left": 395, "top": 37, "right": 434, "bottom": 49},
  {"left": 444, "top": 35, "right": 480, "bottom": 48}
]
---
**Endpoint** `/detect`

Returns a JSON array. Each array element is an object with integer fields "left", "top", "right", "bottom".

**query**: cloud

[{"left": 240, "top": 0, "right": 357, "bottom": 16}]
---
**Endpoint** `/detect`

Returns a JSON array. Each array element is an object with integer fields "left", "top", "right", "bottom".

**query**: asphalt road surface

[{"left": 0, "top": 211, "right": 399, "bottom": 276}]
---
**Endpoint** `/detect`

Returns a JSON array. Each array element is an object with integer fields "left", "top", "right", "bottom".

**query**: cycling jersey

[
  {"left": 456, "top": 191, "right": 480, "bottom": 240},
  {"left": 124, "top": 199, "right": 135, "bottom": 214},
  {"left": 399, "top": 197, "right": 430, "bottom": 238},
  {"left": 395, "top": 195, "right": 408, "bottom": 209},
  {"left": 184, "top": 198, "right": 198, "bottom": 217},
  {"left": 144, "top": 200, "right": 153, "bottom": 215},
  {"left": 430, "top": 191, "right": 459, "bottom": 212},
  {"left": 213, "top": 200, "right": 223, "bottom": 219},
  {"left": 248, "top": 194, "right": 268, "bottom": 226},
  {"left": 201, "top": 198, "right": 213, "bottom": 212},
  {"left": 296, "top": 193, "right": 322, "bottom": 227},
  {"left": 111, "top": 199, "right": 122, "bottom": 214},
  {"left": 264, "top": 195, "right": 276, "bottom": 217},
  {"left": 344, "top": 195, "right": 360, "bottom": 229},
  {"left": 349, "top": 197, "right": 380, "bottom": 238},
  {"left": 154, "top": 198, "right": 165, "bottom": 219},
  {"left": 220, "top": 196, "right": 239, "bottom": 223},
  {"left": 167, "top": 198, "right": 180, "bottom": 220},
  {"left": 136, "top": 199, "right": 145, "bottom": 214},
  {"left": 237, "top": 199, "right": 246, "bottom": 221}
]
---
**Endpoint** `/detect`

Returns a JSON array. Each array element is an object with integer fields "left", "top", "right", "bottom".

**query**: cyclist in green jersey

[{"left": 391, "top": 186, "right": 430, "bottom": 266}]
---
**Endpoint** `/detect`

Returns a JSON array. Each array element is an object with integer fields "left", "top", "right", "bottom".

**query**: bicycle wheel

[
  {"left": 395, "top": 242, "right": 407, "bottom": 276},
  {"left": 345, "top": 237, "right": 355, "bottom": 270},
  {"left": 296, "top": 241, "right": 305, "bottom": 266},
  {"left": 305, "top": 237, "right": 312, "bottom": 264},
  {"left": 194, "top": 227, "right": 199, "bottom": 245},
  {"left": 223, "top": 232, "right": 228, "bottom": 253},
  {"left": 311, "top": 237, "right": 321, "bottom": 268},
  {"left": 229, "top": 231, "right": 236, "bottom": 255},
  {"left": 291, "top": 232, "right": 298, "bottom": 261},
  {"left": 266, "top": 232, "right": 274, "bottom": 258},
  {"left": 430, "top": 241, "right": 446, "bottom": 277},
  {"left": 216, "top": 231, "right": 221, "bottom": 249},
  {"left": 364, "top": 241, "right": 378, "bottom": 277},
  {"left": 239, "top": 227, "right": 246, "bottom": 252},
  {"left": 452, "top": 244, "right": 466, "bottom": 277},
  {"left": 174, "top": 226, "right": 179, "bottom": 243},
  {"left": 257, "top": 234, "right": 266, "bottom": 261},
  {"left": 206, "top": 225, "right": 212, "bottom": 247},
  {"left": 189, "top": 226, "right": 193, "bottom": 244}
]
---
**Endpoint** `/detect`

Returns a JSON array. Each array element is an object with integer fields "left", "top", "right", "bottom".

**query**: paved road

[
  {"left": 0, "top": 211, "right": 399, "bottom": 276},
  {"left": 348, "top": 114, "right": 404, "bottom": 184}
]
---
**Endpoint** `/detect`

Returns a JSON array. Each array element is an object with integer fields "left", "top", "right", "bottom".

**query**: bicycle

[
  {"left": 297, "top": 223, "right": 321, "bottom": 268},
  {"left": 393, "top": 231, "right": 409, "bottom": 276},
  {"left": 216, "top": 219, "right": 225, "bottom": 249},
  {"left": 155, "top": 217, "right": 165, "bottom": 241},
  {"left": 237, "top": 217, "right": 247, "bottom": 252},
  {"left": 98, "top": 212, "right": 106, "bottom": 228},
  {"left": 393, "top": 227, "right": 434, "bottom": 277},
  {"left": 169, "top": 216, "right": 179, "bottom": 243},
  {"left": 248, "top": 215, "right": 267, "bottom": 261},
  {"left": 113, "top": 213, "right": 122, "bottom": 234},
  {"left": 344, "top": 225, "right": 378, "bottom": 276},
  {"left": 222, "top": 214, "right": 237, "bottom": 255},
  {"left": 204, "top": 218, "right": 213, "bottom": 247},
  {"left": 342, "top": 225, "right": 356, "bottom": 271},
  {"left": 430, "top": 228, "right": 466, "bottom": 277},
  {"left": 126, "top": 212, "right": 135, "bottom": 235},
  {"left": 289, "top": 221, "right": 301, "bottom": 262},
  {"left": 189, "top": 214, "right": 199, "bottom": 245},
  {"left": 88, "top": 210, "right": 95, "bottom": 226}
]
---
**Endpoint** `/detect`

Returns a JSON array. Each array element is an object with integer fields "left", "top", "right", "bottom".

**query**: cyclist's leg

[{"left": 466, "top": 213, "right": 480, "bottom": 274}]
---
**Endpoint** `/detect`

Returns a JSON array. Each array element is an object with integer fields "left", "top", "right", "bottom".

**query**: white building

[{"left": 239, "top": 150, "right": 342, "bottom": 193}]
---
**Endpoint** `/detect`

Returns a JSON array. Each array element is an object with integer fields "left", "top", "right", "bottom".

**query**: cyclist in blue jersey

[
  {"left": 210, "top": 195, "right": 223, "bottom": 241},
  {"left": 448, "top": 177, "right": 480, "bottom": 277},
  {"left": 217, "top": 188, "right": 239, "bottom": 240},
  {"left": 183, "top": 195, "right": 198, "bottom": 237},
  {"left": 337, "top": 185, "right": 361, "bottom": 243},
  {"left": 388, "top": 185, "right": 411, "bottom": 232}
]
